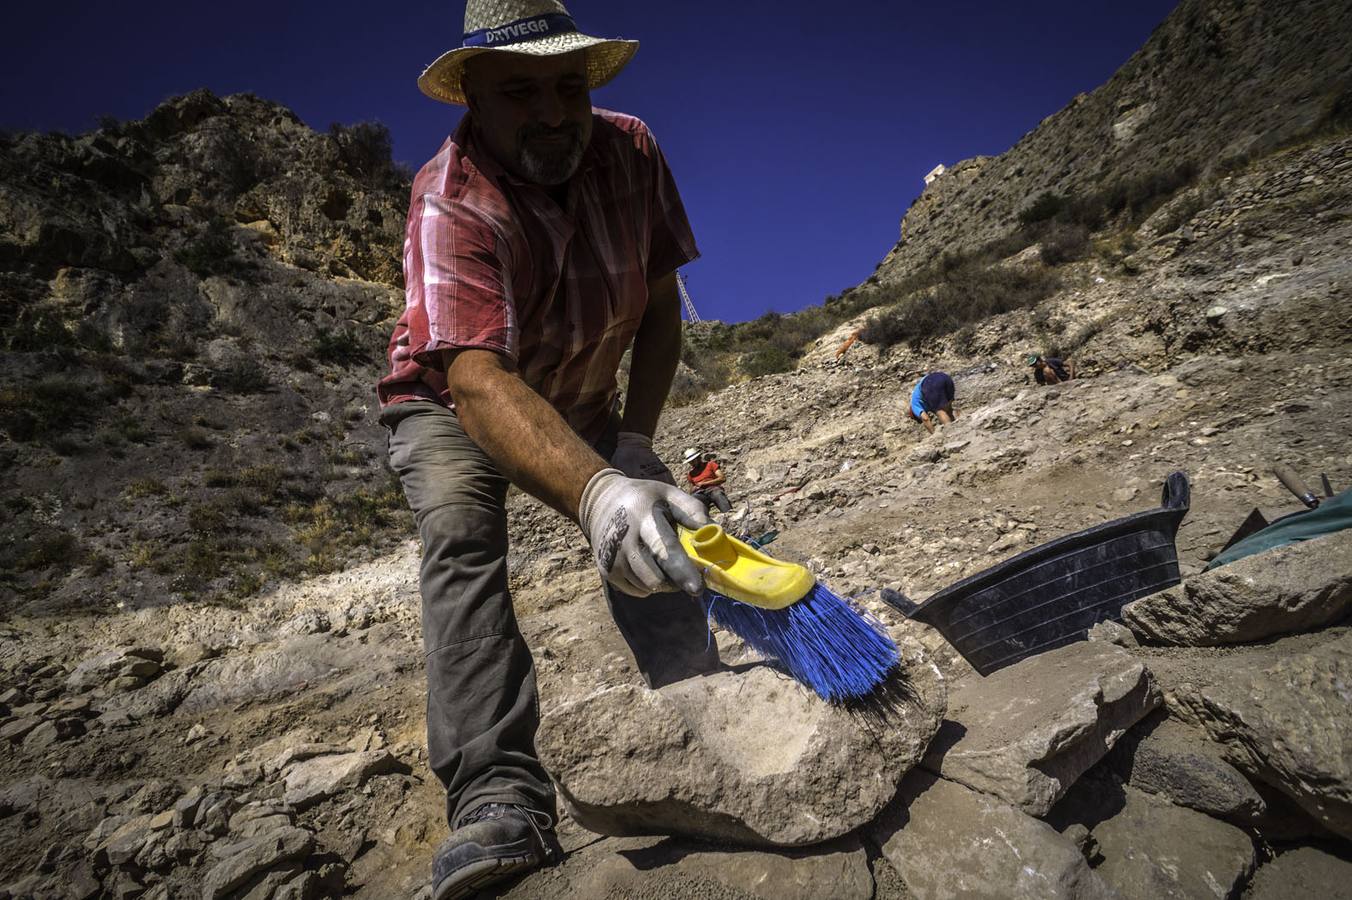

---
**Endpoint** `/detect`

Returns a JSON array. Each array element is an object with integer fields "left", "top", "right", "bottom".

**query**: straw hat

[
  {"left": 418, "top": 0, "right": 639, "bottom": 106},
  {"left": 682, "top": 448, "right": 701, "bottom": 465}
]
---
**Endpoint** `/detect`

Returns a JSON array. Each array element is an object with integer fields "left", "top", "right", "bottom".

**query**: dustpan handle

[{"left": 1160, "top": 471, "right": 1190, "bottom": 512}]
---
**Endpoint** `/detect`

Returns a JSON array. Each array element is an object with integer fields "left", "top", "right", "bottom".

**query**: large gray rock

[
  {"left": 921, "top": 642, "right": 1161, "bottom": 816},
  {"left": 65, "top": 647, "right": 164, "bottom": 692},
  {"left": 201, "top": 826, "right": 314, "bottom": 900},
  {"left": 1247, "top": 846, "right": 1352, "bottom": 900},
  {"left": 1122, "top": 532, "right": 1352, "bottom": 646},
  {"left": 1086, "top": 785, "right": 1255, "bottom": 900},
  {"left": 282, "top": 749, "right": 398, "bottom": 810},
  {"left": 872, "top": 771, "right": 1118, "bottom": 900},
  {"left": 1172, "top": 632, "right": 1352, "bottom": 839},
  {"left": 537, "top": 638, "right": 946, "bottom": 847},
  {"left": 1108, "top": 713, "right": 1265, "bottom": 821},
  {"left": 522, "top": 834, "right": 874, "bottom": 900}
]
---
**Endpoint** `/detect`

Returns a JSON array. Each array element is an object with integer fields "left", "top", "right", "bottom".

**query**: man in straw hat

[{"left": 376, "top": 1, "right": 717, "bottom": 896}]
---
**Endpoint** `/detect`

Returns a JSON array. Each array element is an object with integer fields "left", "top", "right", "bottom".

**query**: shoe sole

[{"left": 432, "top": 853, "right": 537, "bottom": 900}]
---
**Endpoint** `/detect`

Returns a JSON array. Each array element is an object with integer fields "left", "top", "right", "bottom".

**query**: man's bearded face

[
  {"left": 515, "top": 119, "right": 587, "bottom": 185},
  {"left": 464, "top": 50, "right": 593, "bottom": 186}
]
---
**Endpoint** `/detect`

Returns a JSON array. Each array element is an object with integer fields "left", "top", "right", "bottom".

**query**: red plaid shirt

[{"left": 376, "top": 108, "right": 698, "bottom": 442}]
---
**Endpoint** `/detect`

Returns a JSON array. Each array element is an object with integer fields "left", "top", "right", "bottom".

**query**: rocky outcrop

[
  {"left": 537, "top": 641, "right": 946, "bottom": 847},
  {"left": 1049, "top": 778, "right": 1255, "bottom": 900},
  {"left": 0, "top": 89, "right": 409, "bottom": 618},
  {"left": 1107, "top": 713, "right": 1265, "bottom": 822},
  {"left": 875, "top": 0, "right": 1352, "bottom": 283},
  {"left": 1247, "top": 846, "right": 1352, "bottom": 900},
  {"left": 1122, "top": 531, "right": 1352, "bottom": 645},
  {"left": 1170, "top": 632, "right": 1352, "bottom": 839},
  {"left": 921, "top": 642, "right": 1161, "bottom": 816},
  {"left": 551, "top": 835, "right": 876, "bottom": 900},
  {"left": 872, "top": 771, "right": 1118, "bottom": 900}
]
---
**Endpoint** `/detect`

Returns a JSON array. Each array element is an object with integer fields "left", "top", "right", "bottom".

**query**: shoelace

[{"left": 457, "top": 804, "right": 558, "bottom": 861}]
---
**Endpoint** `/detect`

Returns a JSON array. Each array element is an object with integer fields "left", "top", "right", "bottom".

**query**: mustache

[{"left": 518, "top": 122, "right": 583, "bottom": 144}]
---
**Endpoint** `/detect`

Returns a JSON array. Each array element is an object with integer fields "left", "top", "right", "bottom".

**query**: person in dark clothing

[
  {"left": 906, "top": 371, "right": 957, "bottom": 435},
  {"left": 1027, "top": 353, "right": 1075, "bottom": 385}
]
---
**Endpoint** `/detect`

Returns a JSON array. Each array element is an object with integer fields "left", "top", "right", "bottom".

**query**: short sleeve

[
  {"left": 639, "top": 129, "right": 699, "bottom": 280},
  {"left": 404, "top": 192, "right": 518, "bottom": 371}
]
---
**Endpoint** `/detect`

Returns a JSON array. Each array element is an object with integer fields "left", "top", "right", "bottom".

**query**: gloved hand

[
  {"left": 578, "top": 467, "right": 711, "bottom": 597},
  {"left": 609, "top": 431, "right": 676, "bottom": 485}
]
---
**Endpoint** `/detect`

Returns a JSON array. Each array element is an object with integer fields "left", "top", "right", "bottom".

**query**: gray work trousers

[{"left": 381, "top": 400, "right": 718, "bottom": 827}]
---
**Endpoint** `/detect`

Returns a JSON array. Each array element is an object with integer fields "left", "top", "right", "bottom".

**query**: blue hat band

[{"left": 463, "top": 13, "right": 578, "bottom": 48}]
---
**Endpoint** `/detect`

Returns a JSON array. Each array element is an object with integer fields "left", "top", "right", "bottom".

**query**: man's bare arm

[
  {"left": 447, "top": 349, "right": 608, "bottom": 520},
  {"left": 620, "top": 271, "right": 682, "bottom": 438}
]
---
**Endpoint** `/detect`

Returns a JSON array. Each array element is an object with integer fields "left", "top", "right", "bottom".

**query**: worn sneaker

[{"left": 431, "top": 803, "right": 560, "bottom": 900}]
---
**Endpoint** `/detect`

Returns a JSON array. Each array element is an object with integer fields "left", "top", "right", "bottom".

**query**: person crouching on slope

[
  {"left": 684, "top": 447, "right": 732, "bottom": 513},
  {"left": 906, "top": 371, "right": 957, "bottom": 435},
  {"left": 1027, "top": 352, "right": 1076, "bottom": 385},
  {"left": 375, "top": 2, "right": 719, "bottom": 896}
]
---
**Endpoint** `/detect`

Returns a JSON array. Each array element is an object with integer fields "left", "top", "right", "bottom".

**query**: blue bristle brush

[{"left": 679, "top": 524, "right": 899, "bottom": 702}]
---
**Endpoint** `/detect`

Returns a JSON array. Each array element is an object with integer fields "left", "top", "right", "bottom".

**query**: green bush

[
  {"left": 1019, "top": 192, "right": 1066, "bottom": 225},
  {"left": 328, "top": 121, "right": 403, "bottom": 188},
  {"left": 862, "top": 264, "right": 1063, "bottom": 351},
  {"left": 213, "top": 359, "right": 271, "bottom": 394},
  {"left": 17, "top": 529, "right": 83, "bottom": 571},
  {"left": 1040, "top": 223, "right": 1090, "bottom": 266},
  {"left": 178, "top": 426, "right": 213, "bottom": 450},
  {"left": 312, "top": 328, "right": 371, "bottom": 366},
  {"left": 0, "top": 377, "right": 94, "bottom": 443},
  {"left": 740, "top": 346, "right": 795, "bottom": 377},
  {"left": 174, "top": 218, "right": 240, "bottom": 278}
]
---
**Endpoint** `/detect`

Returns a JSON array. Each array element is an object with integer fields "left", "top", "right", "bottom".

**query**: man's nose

[{"left": 533, "top": 89, "right": 567, "bottom": 127}]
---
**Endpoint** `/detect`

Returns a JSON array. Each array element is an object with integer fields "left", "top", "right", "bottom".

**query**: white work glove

[
  {"left": 609, "top": 431, "right": 676, "bottom": 485},
  {"left": 579, "top": 467, "right": 710, "bottom": 597}
]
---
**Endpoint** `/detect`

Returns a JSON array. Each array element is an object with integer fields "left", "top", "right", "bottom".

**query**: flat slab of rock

[
  {"left": 1171, "top": 631, "right": 1352, "bottom": 839},
  {"left": 922, "top": 642, "right": 1160, "bottom": 815},
  {"left": 1108, "top": 713, "right": 1264, "bottom": 821},
  {"left": 282, "top": 749, "right": 398, "bottom": 810},
  {"left": 872, "top": 771, "right": 1117, "bottom": 900},
  {"left": 1247, "top": 846, "right": 1352, "bottom": 900},
  {"left": 202, "top": 826, "right": 313, "bottom": 900},
  {"left": 513, "top": 834, "right": 874, "bottom": 900},
  {"left": 1122, "top": 531, "right": 1352, "bottom": 646},
  {"left": 1086, "top": 785, "right": 1255, "bottom": 900},
  {"left": 537, "top": 636, "right": 946, "bottom": 847}
]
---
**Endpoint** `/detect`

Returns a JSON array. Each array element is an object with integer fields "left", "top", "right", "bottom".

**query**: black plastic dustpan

[{"left": 886, "top": 472, "right": 1190, "bottom": 676}]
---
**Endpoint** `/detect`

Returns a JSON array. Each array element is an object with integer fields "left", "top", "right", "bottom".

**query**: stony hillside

[
  {"left": 874, "top": 0, "right": 1352, "bottom": 284},
  {"left": 3, "top": 1, "right": 1352, "bottom": 898},
  {"left": 0, "top": 90, "right": 412, "bottom": 615}
]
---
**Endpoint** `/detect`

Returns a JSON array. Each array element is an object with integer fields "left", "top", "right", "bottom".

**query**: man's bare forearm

[
  {"left": 620, "top": 271, "right": 682, "bottom": 437},
  {"left": 447, "top": 350, "right": 608, "bottom": 520}
]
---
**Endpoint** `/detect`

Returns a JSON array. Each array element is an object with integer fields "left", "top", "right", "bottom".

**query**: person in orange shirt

[{"left": 684, "top": 448, "right": 732, "bottom": 513}]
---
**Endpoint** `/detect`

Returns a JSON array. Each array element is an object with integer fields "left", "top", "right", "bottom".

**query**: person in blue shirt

[{"left": 907, "top": 371, "right": 957, "bottom": 435}]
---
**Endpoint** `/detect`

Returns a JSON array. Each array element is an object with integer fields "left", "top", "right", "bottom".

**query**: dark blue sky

[{"left": 2, "top": 1, "right": 1179, "bottom": 323}]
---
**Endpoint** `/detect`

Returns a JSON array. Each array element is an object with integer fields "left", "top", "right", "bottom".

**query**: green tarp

[{"left": 1207, "top": 488, "right": 1352, "bottom": 570}]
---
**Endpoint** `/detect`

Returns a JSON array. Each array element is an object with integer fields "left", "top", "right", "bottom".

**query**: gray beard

[{"left": 517, "top": 127, "right": 585, "bottom": 185}]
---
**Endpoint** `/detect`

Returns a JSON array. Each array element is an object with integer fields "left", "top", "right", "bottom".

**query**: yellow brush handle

[{"left": 678, "top": 524, "right": 815, "bottom": 610}]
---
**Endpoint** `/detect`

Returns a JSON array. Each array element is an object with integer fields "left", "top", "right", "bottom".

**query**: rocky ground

[
  {"left": 4, "top": 0, "right": 1352, "bottom": 893},
  {"left": 3, "top": 122, "right": 1351, "bottom": 897}
]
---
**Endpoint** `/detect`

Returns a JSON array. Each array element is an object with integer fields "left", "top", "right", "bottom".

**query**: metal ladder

[{"left": 676, "top": 271, "right": 701, "bottom": 323}]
